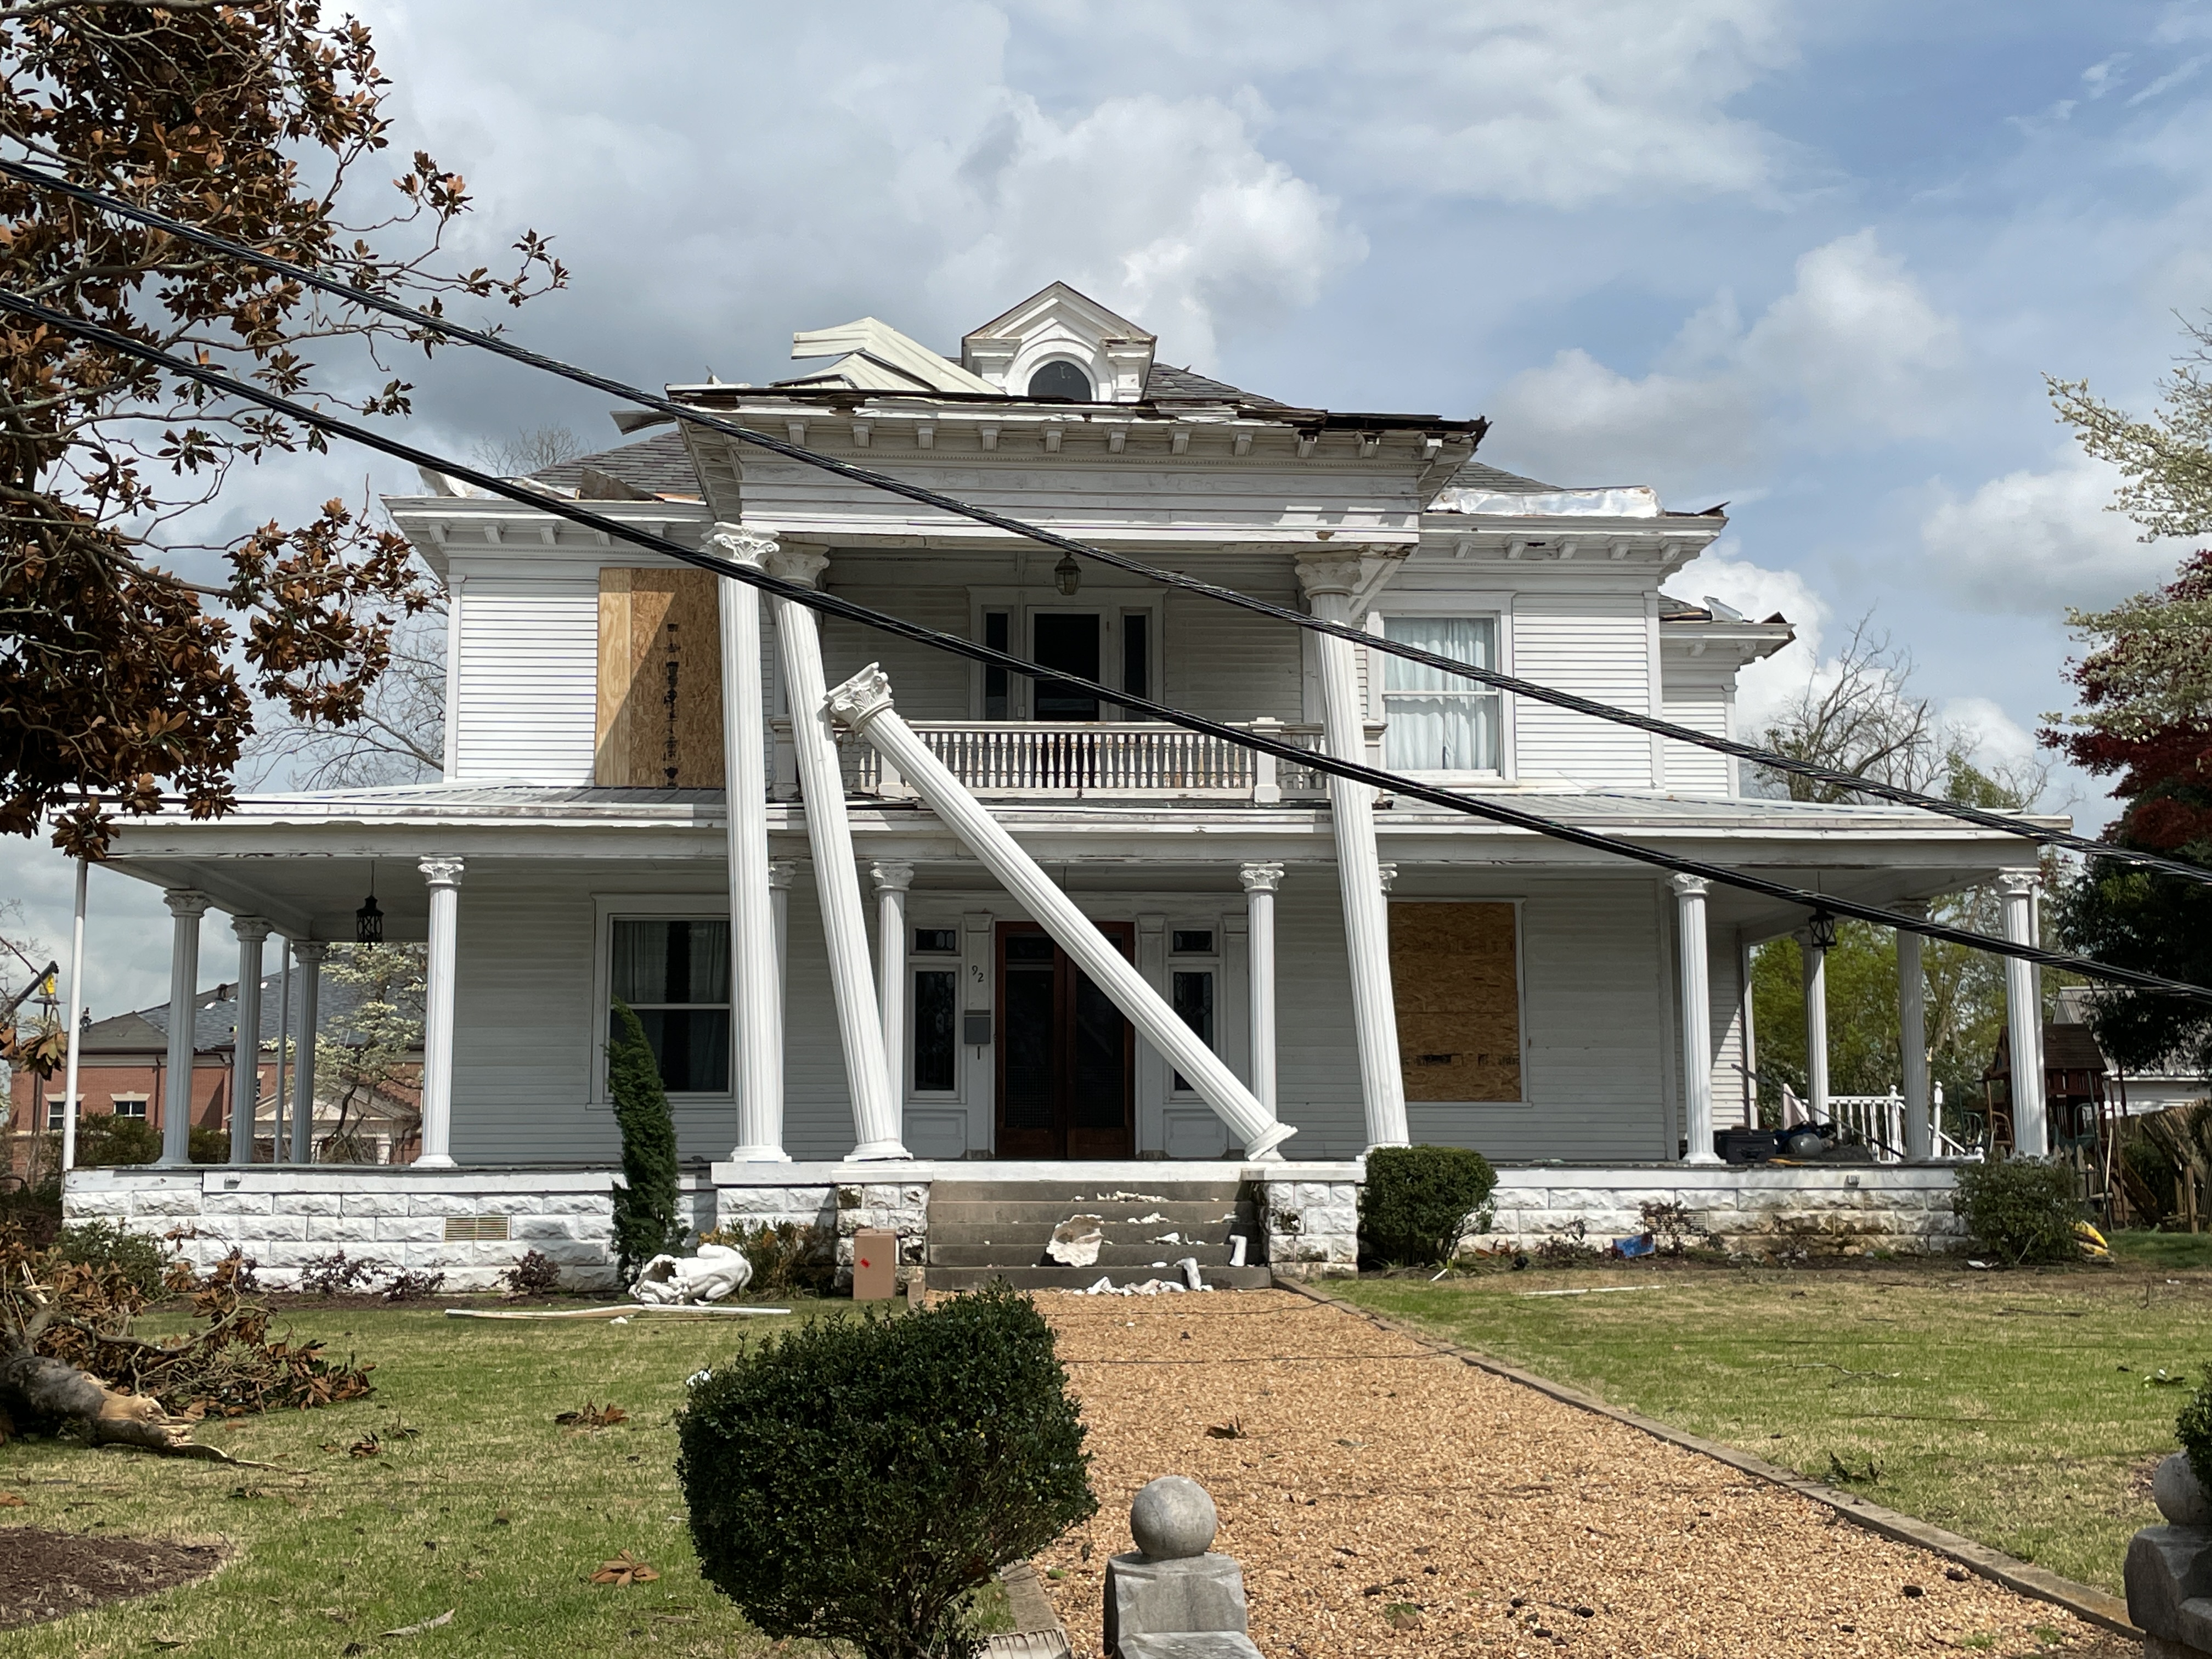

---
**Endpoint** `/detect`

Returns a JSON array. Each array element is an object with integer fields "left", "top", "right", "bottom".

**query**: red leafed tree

[{"left": 0, "top": 0, "right": 562, "bottom": 855}]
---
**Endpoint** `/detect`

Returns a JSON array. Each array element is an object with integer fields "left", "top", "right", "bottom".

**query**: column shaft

[
  {"left": 1673, "top": 877, "right": 1721, "bottom": 1164},
  {"left": 291, "top": 942, "right": 325, "bottom": 1164},
  {"left": 159, "top": 891, "right": 210, "bottom": 1166},
  {"left": 874, "top": 863, "right": 915, "bottom": 1113},
  {"left": 1896, "top": 901, "right": 1932, "bottom": 1159},
  {"left": 229, "top": 918, "right": 270, "bottom": 1164},
  {"left": 1802, "top": 938, "right": 1829, "bottom": 1124},
  {"left": 1240, "top": 864, "right": 1283, "bottom": 1113},
  {"left": 273, "top": 942, "right": 292, "bottom": 1162},
  {"left": 2001, "top": 872, "right": 2048, "bottom": 1155},
  {"left": 417, "top": 860, "right": 463, "bottom": 1167},
  {"left": 59, "top": 856, "right": 86, "bottom": 1173}
]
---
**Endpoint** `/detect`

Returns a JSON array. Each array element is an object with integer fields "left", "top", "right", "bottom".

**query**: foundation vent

[{"left": 443, "top": 1215, "right": 511, "bottom": 1243}]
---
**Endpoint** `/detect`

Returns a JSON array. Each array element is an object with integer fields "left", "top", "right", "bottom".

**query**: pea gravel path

[{"left": 1031, "top": 1290, "right": 2134, "bottom": 1659}]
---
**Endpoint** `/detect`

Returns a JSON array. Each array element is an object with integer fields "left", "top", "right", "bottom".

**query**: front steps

[{"left": 924, "top": 1178, "right": 1274, "bottom": 1292}]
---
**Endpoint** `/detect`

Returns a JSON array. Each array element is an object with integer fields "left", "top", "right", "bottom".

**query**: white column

[
  {"left": 1671, "top": 876, "right": 1722, "bottom": 1164},
  {"left": 273, "top": 941, "right": 292, "bottom": 1162},
  {"left": 1295, "top": 554, "right": 1408, "bottom": 1150},
  {"left": 290, "top": 941, "right": 325, "bottom": 1164},
  {"left": 767, "top": 858, "right": 799, "bottom": 1041},
  {"left": 1801, "top": 931, "right": 1829, "bottom": 1124},
  {"left": 2000, "top": 869, "right": 2048, "bottom": 1155},
  {"left": 228, "top": 916, "right": 270, "bottom": 1165},
  {"left": 416, "top": 858, "right": 464, "bottom": 1169},
  {"left": 1239, "top": 864, "right": 1283, "bottom": 1114},
  {"left": 763, "top": 540, "right": 905, "bottom": 1160},
  {"left": 829, "top": 663, "right": 1294, "bottom": 1158},
  {"left": 158, "top": 889, "right": 210, "bottom": 1166},
  {"left": 59, "top": 856, "right": 86, "bottom": 1173},
  {"left": 872, "top": 861, "right": 915, "bottom": 1113},
  {"left": 1895, "top": 900, "right": 1933, "bottom": 1160},
  {"left": 712, "top": 524, "right": 787, "bottom": 1161}
]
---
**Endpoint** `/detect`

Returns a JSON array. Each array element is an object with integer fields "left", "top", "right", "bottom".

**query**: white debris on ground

[
  {"left": 1047, "top": 1215, "right": 1107, "bottom": 1267},
  {"left": 1097, "top": 1192, "right": 1168, "bottom": 1203},
  {"left": 1149, "top": 1232, "right": 1183, "bottom": 1245},
  {"left": 1071, "top": 1259, "right": 1210, "bottom": 1296},
  {"left": 631, "top": 1242, "right": 754, "bottom": 1305}
]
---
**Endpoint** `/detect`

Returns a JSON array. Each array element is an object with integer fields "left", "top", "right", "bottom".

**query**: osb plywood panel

[
  {"left": 594, "top": 568, "right": 724, "bottom": 787},
  {"left": 1391, "top": 901, "right": 1521, "bottom": 1102}
]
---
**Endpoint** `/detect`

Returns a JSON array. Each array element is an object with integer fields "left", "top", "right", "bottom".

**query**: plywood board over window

[
  {"left": 1390, "top": 901, "right": 1521, "bottom": 1102},
  {"left": 595, "top": 568, "right": 725, "bottom": 786}
]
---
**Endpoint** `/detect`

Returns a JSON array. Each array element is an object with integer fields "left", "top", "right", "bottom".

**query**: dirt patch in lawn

[
  {"left": 0, "top": 1526, "right": 223, "bottom": 1630},
  {"left": 1036, "top": 1290, "right": 2135, "bottom": 1658}
]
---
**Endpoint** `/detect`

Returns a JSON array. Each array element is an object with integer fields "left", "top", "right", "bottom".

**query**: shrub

[
  {"left": 0, "top": 1177, "right": 63, "bottom": 1247},
  {"left": 1359, "top": 1144, "right": 1499, "bottom": 1266},
  {"left": 380, "top": 1268, "right": 446, "bottom": 1302},
  {"left": 298, "top": 1249, "right": 386, "bottom": 1295},
  {"left": 54, "top": 1219, "right": 174, "bottom": 1299},
  {"left": 1952, "top": 1158, "right": 2081, "bottom": 1264},
  {"left": 1640, "top": 1199, "right": 1706, "bottom": 1255},
  {"left": 2179, "top": 1369, "right": 2212, "bottom": 1486},
  {"left": 188, "top": 1125, "right": 230, "bottom": 1164},
  {"left": 501, "top": 1249, "right": 563, "bottom": 1297},
  {"left": 699, "top": 1220, "right": 838, "bottom": 1297},
  {"left": 607, "top": 1000, "right": 686, "bottom": 1282},
  {"left": 678, "top": 1283, "right": 1096, "bottom": 1659},
  {"left": 74, "top": 1112, "right": 161, "bottom": 1168}
]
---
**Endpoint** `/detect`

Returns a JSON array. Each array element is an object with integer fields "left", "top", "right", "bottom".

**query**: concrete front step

[
  {"left": 928, "top": 1218, "right": 1254, "bottom": 1248},
  {"left": 927, "top": 1181, "right": 1249, "bottom": 1205},
  {"left": 928, "top": 1242, "right": 1253, "bottom": 1268},
  {"left": 924, "top": 1265, "right": 1275, "bottom": 1292},
  {"left": 927, "top": 1204, "right": 1255, "bottom": 1232}
]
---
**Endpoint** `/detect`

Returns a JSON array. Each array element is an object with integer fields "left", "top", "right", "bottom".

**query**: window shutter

[{"left": 595, "top": 568, "right": 725, "bottom": 786}]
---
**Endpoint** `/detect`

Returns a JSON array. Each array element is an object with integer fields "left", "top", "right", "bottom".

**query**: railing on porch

[
  {"left": 817, "top": 719, "right": 1332, "bottom": 803},
  {"left": 1784, "top": 1083, "right": 1977, "bottom": 1162}
]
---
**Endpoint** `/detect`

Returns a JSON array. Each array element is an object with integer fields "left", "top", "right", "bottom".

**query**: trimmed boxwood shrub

[
  {"left": 607, "top": 1000, "right": 686, "bottom": 1282},
  {"left": 2178, "top": 1369, "right": 2212, "bottom": 1487},
  {"left": 1952, "top": 1156, "right": 2080, "bottom": 1264},
  {"left": 678, "top": 1283, "right": 1096, "bottom": 1659},
  {"left": 1360, "top": 1144, "right": 1499, "bottom": 1267}
]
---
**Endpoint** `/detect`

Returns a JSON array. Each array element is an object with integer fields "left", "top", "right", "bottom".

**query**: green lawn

[
  {"left": 1, "top": 1297, "right": 997, "bottom": 1657},
  {"left": 1336, "top": 1253, "right": 2212, "bottom": 1596}
]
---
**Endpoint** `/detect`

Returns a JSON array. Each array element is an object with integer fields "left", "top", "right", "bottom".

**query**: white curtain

[{"left": 1381, "top": 616, "right": 1500, "bottom": 772}]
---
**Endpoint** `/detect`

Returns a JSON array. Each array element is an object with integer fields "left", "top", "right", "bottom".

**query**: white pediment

[{"left": 961, "top": 281, "right": 1157, "bottom": 403}]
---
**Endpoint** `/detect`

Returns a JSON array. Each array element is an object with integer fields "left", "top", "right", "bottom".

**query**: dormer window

[{"left": 1026, "top": 360, "right": 1092, "bottom": 402}]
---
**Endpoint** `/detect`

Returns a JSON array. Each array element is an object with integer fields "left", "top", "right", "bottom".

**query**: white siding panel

[
  {"left": 1709, "top": 937, "right": 1750, "bottom": 1131},
  {"left": 453, "top": 579, "right": 599, "bottom": 783},
  {"left": 1512, "top": 597, "right": 1653, "bottom": 788},
  {"left": 451, "top": 881, "right": 609, "bottom": 1164},
  {"left": 1271, "top": 882, "right": 1368, "bottom": 1158},
  {"left": 1167, "top": 590, "right": 1304, "bottom": 723},
  {"left": 820, "top": 585, "right": 972, "bottom": 720},
  {"left": 1661, "top": 685, "right": 1732, "bottom": 798}
]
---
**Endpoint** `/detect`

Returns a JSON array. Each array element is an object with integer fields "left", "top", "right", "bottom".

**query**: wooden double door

[{"left": 994, "top": 921, "right": 1135, "bottom": 1159}]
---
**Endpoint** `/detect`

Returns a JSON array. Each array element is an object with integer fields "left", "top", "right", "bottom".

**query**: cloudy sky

[{"left": 8, "top": 0, "right": 2210, "bottom": 1017}]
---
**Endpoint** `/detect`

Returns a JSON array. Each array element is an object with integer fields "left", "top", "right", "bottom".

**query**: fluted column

[
  {"left": 1295, "top": 552, "right": 1407, "bottom": 1150},
  {"left": 229, "top": 916, "right": 271, "bottom": 1164},
  {"left": 766, "top": 858, "right": 800, "bottom": 1040},
  {"left": 873, "top": 861, "right": 916, "bottom": 1112},
  {"left": 1671, "top": 877, "right": 1721, "bottom": 1164},
  {"left": 158, "top": 890, "right": 211, "bottom": 1167},
  {"left": 712, "top": 524, "right": 787, "bottom": 1161},
  {"left": 2000, "top": 870, "right": 2047, "bottom": 1155},
  {"left": 416, "top": 858, "right": 464, "bottom": 1168},
  {"left": 290, "top": 941, "right": 326, "bottom": 1164},
  {"left": 1800, "top": 930, "right": 1829, "bottom": 1126},
  {"left": 1239, "top": 864, "right": 1283, "bottom": 1114},
  {"left": 1895, "top": 900, "right": 1932, "bottom": 1159}
]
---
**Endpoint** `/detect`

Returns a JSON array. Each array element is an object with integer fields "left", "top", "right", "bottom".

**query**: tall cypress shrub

[{"left": 608, "top": 1000, "right": 685, "bottom": 1281}]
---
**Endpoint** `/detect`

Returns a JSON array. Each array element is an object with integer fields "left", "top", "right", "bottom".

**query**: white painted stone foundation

[{"left": 1261, "top": 1177, "right": 1362, "bottom": 1279}]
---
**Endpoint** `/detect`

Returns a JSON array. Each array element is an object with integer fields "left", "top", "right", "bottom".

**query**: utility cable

[
  {"left": 6, "top": 156, "right": 2197, "bottom": 888},
  {"left": 10, "top": 287, "right": 2208, "bottom": 1006}
]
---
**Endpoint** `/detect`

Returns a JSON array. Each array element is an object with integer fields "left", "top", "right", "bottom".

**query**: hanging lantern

[
  {"left": 356, "top": 861, "right": 383, "bottom": 944},
  {"left": 1054, "top": 552, "right": 1082, "bottom": 597},
  {"left": 1805, "top": 907, "right": 1838, "bottom": 952}
]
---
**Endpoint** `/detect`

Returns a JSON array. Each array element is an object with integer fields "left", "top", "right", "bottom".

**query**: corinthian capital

[
  {"left": 761, "top": 542, "right": 831, "bottom": 589},
  {"left": 707, "top": 521, "right": 778, "bottom": 569},
  {"left": 825, "top": 663, "right": 896, "bottom": 732}
]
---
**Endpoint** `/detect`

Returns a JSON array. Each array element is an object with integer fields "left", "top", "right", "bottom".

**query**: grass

[
  {"left": 1335, "top": 1251, "right": 2212, "bottom": 1596},
  {"left": 0, "top": 1296, "right": 1008, "bottom": 1657}
]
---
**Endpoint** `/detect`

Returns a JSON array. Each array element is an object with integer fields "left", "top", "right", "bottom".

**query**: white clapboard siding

[
  {"left": 776, "top": 887, "right": 863, "bottom": 1160},
  {"left": 453, "top": 578, "right": 600, "bottom": 784},
  {"left": 1511, "top": 597, "right": 1653, "bottom": 788},
  {"left": 1271, "top": 882, "right": 1370, "bottom": 1158},
  {"left": 1709, "top": 936, "right": 1751, "bottom": 1127},
  {"left": 1166, "top": 589, "right": 1304, "bottom": 721},
  {"left": 819, "top": 585, "right": 973, "bottom": 719},
  {"left": 1661, "top": 686, "right": 1733, "bottom": 797}
]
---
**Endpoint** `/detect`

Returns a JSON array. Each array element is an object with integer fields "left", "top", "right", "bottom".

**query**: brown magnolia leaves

[
  {"left": 555, "top": 1401, "right": 628, "bottom": 1429},
  {"left": 589, "top": 1551, "right": 660, "bottom": 1588}
]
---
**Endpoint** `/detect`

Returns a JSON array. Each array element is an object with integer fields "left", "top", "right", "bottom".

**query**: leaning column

[
  {"left": 761, "top": 540, "right": 905, "bottom": 1160},
  {"left": 290, "top": 941, "right": 326, "bottom": 1164},
  {"left": 1239, "top": 864, "right": 1283, "bottom": 1114},
  {"left": 228, "top": 916, "right": 270, "bottom": 1164},
  {"left": 1999, "top": 870, "right": 2048, "bottom": 1155},
  {"left": 416, "top": 858, "right": 464, "bottom": 1168},
  {"left": 873, "top": 861, "right": 915, "bottom": 1113},
  {"left": 712, "top": 524, "right": 788, "bottom": 1161},
  {"left": 1294, "top": 553, "right": 1408, "bottom": 1150},
  {"left": 1800, "top": 930, "right": 1830, "bottom": 1125},
  {"left": 157, "top": 890, "right": 210, "bottom": 1167},
  {"left": 828, "top": 664, "right": 1294, "bottom": 1159},
  {"left": 1671, "top": 876, "right": 1722, "bottom": 1164},
  {"left": 1894, "top": 900, "right": 1933, "bottom": 1159}
]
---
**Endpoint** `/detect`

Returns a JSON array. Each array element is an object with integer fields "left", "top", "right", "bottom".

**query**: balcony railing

[{"left": 774, "top": 719, "right": 1335, "bottom": 804}]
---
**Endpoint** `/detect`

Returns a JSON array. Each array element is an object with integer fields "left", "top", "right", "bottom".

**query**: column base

[
  {"left": 154, "top": 1155, "right": 191, "bottom": 1170},
  {"left": 1681, "top": 1151, "right": 1725, "bottom": 1167},
  {"left": 845, "top": 1139, "right": 913, "bottom": 1161},
  {"left": 729, "top": 1144, "right": 793, "bottom": 1163},
  {"left": 1244, "top": 1121, "right": 1300, "bottom": 1161},
  {"left": 414, "top": 1153, "right": 457, "bottom": 1170}
]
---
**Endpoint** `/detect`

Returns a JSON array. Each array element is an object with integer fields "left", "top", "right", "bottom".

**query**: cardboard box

[{"left": 853, "top": 1227, "right": 896, "bottom": 1301}]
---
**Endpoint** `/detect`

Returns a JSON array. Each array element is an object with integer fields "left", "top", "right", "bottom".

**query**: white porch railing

[
  {"left": 814, "top": 718, "right": 1331, "bottom": 803},
  {"left": 1781, "top": 1082, "right": 1976, "bottom": 1161}
]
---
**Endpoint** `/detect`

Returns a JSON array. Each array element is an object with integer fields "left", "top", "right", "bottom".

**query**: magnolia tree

[{"left": 314, "top": 943, "right": 426, "bottom": 1163}]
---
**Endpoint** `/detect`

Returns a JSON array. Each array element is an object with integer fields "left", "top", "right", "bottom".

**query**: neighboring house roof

[
  {"left": 1985, "top": 1022, "right": 2111, "bottom": 1079},
  {"left": 529, "top": 431, "right": 700, "bottom": 499},
  {"left": 78, "top": 968, "right": 424, "bottom": 1058}
]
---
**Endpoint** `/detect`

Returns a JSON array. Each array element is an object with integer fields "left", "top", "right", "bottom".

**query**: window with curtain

[
  {"left": 1380, "top": 614, "right": 1502, "bottom": 774},
  {"left": 611, "top": 918, "right": 730, "bottom": 1093}
]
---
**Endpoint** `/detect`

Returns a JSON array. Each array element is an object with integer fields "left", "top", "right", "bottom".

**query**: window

[
  {"left": 983, "top": 610, "right": 1011, "bottom": 719},
  {"left": 46, "top": 1098, "right": 66, "bottom": 1131},
  {"left": 913, "top": 928, "right": 958, "bottom": 955},
  {"left": 610, "top": 918, "right": 730, "bottom": 1093},
  {"left": 1171, "top": 929, "right": 1214, "bottom": 955},
  {"left": 1380, "top": 614, "right": 1502, "bottom": 774},
  {"left": 111, "top": 1095, "right": 148, "bottom": 1119},
  {"left": 1026, "top": 359, "right": 1092, "bottom": 400},
  {"left": 912, "top": 967, "right": 958, "bottom": 1093},
  {"left": 1168, "top": 929, "right": 1217, "bottom": 1094}
]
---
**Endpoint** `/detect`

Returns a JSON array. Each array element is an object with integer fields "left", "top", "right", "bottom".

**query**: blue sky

[{"left": 7, "top": 0, "right": 2210, "bottom": 1018}]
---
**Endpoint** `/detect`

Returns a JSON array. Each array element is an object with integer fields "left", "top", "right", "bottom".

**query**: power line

[
  {"left": 5, "top": 156, "right": 2199, "bottom": 890},
  {"left": 11, "top": 286, "right": 2209, "bottom": 1007}
]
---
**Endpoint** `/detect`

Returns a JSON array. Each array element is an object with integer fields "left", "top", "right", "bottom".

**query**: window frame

[
  {"left": 591, "top": 895, "right": 735, "bottom": 1105},
  {"left": 1366, "top": 595, "right": 1515, "bottom": 783},
  {"left": 966, "top": 588, "right": 1166, "bottom": 722},
  {"left": 907, "top": 929, "right": 962, "bottom": 1102},
  {"left": 1165, "top": 926, "right": 1222, "bottom": 1099}
]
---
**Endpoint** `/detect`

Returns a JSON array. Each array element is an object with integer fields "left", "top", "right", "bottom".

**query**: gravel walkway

[{"left": 1033, "top": 1289, "right": 2132, "bottom": 1659}]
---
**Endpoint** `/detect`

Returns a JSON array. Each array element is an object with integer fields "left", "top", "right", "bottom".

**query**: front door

[
  {"left": 995, "top": 921, "right": 1135, "bottom": 1158},
  {"left": 1030, "top": 613, "right": 1102, "bottom": 721}
]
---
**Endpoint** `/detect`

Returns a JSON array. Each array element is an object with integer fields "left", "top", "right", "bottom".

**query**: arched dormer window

[{"left": 1025, "top": 359, "right": 1093, "bottom": 401}]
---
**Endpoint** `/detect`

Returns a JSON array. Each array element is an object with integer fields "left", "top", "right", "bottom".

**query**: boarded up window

[
  {"left": 1390, "top": 901, "right": 1521, "bottom": 1102},
  {"left": 595, "top": 569, "right": 724, "bottom": 786}
]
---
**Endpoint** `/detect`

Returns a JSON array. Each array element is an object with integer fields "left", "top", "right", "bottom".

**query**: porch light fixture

[
  {"left": 1053, "top": 551, "right": 1082, "bottom": 597},
  {"left": 1805, "top": 907, "right": 1838, "bottom": 952},
  {"left": 356, "top": 861, "right": 383, "bottom": 945}
]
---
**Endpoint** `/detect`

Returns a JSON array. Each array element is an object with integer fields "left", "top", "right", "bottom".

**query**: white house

[{"left": 66, "top": 283, "right": 2058, "bottom": 1284}]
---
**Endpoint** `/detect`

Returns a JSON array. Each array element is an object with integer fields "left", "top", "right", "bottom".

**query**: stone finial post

[{"left": 1105, "top": 1476, "right": 1259, "bottom": 1658}]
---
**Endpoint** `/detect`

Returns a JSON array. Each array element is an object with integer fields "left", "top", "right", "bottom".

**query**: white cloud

[
  {"left": 1938, "top": 696, "right": 2038, "bottom": 772},
  {"left": 1662, "top": 543, "right": 1829, "bottom": 736},
  {"left": 1485, "top": 230, "right": 1960, "bottom": 492},
  {"left": 1918, "top": 447, "right": 2175, "bottom": 614}
]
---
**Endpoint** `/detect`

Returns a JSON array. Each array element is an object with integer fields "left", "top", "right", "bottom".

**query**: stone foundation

[
  {"left": 710, "top": 1178, "right": 930, "bottom": 1285},
  {"left": 1260, "top": 1177, "right": 1362, "bottom": 1279}
]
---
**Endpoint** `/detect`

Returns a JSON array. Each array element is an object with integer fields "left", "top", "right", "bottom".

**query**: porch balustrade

[{"left": 825, "top": 719, "right": 1329, "bottom": 803}]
